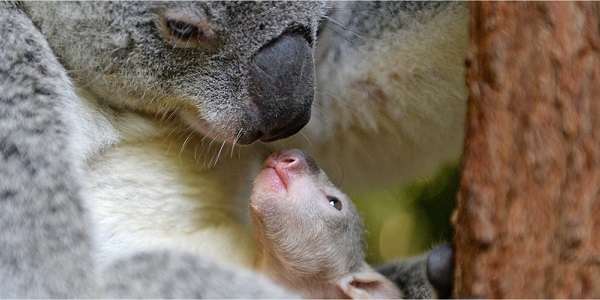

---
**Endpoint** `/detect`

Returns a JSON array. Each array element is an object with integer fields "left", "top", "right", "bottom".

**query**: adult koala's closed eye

[{"left": 22, "top": 1, "right": 321, "bottom": 145}]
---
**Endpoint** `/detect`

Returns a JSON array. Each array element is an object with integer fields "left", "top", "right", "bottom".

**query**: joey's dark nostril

[{"left": 282, "top": 158, "right": 296, "bottom": 164}]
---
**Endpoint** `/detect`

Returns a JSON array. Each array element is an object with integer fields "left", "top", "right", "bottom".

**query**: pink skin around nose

[{"left": 258, "top": 149, "right": 318, "bottom": 193}]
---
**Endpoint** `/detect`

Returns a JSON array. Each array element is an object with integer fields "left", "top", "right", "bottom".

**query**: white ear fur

[{"left": 336, "top": 270, "right": 403, "bottom": 299}]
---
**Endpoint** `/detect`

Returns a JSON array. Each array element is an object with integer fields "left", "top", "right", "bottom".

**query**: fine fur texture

[{"left": 0, "top": 1, "right": 467, "bottom": 298}]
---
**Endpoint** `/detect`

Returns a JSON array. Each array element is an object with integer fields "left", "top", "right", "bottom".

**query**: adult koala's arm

[
  {"left": 100, "top": 251, "right": 298, "bottom": 298},
  {"left": 377, "top": 244, "right": 455, "bottom": 299},
  {"left": 274, "top": 2, "right": 470, "bottom": 193},
  {"left": 0, "top": 2, "right": 97, "bottom": 297}
]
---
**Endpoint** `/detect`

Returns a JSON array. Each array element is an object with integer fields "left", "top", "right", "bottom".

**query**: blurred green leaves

[{"left": 352, "top": 162, "right": 461, "bottom": 265}]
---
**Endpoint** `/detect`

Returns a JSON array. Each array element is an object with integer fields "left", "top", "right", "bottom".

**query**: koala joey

[
  {"left": 249, "top": 149, "right": 455, "bottom": 299},
  {"left": 250, "top": 149, "right": 402, "bottom": 299},
  {"left": 0, "top": 1, "right": 466, "bottom": 298}
]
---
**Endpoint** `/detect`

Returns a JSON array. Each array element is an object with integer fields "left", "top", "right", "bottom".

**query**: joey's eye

[
  {"left": 328, "top": 196, "right": 342, "bottom": 211},
  {"left": 167, "top": 20, "right": 203, "bottom": 41}
]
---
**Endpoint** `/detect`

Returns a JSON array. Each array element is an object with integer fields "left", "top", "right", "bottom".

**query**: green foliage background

[{"left": 351, "top": 162, "right": 461, "bottom": 265}]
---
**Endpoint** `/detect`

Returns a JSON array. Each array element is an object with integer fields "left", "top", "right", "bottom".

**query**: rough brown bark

[{"left": 453, "top": 2, "right": 600, "bottom": 298}]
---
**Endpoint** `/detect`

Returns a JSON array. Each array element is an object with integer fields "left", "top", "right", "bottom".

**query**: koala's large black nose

[{"left": 248, "top": 33, "right": 314, "bottom": 143}]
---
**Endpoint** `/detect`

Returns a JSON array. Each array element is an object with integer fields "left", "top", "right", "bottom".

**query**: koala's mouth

[
  {"left": 178, "top": 110, "right": 262, "bottom": 145},
  {"left": 260, "top": 167, "right": 288, "bottom": 193},
  {"left": 178, "top": 108, "right": 307, "bottom": 145}
]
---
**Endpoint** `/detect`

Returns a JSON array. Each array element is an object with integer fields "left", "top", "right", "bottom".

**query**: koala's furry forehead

[
  {"left": 23, "top": 1, "right": 326, "bottom": 69},
  {"left": 157, "top": 2, "right": 327, "bottom": 53}
]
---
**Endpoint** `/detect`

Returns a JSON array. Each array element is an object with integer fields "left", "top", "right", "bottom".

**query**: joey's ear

[{"left": 336, "top": 270, "right": 403, "bottom": 299}]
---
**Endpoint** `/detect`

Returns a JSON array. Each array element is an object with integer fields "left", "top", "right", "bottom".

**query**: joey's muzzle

[{"left": 246, "top": 32, "right": 314, "bottom": 144}]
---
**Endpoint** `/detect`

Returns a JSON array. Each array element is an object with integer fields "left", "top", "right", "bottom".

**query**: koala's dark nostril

[{"left": 249, "top": 33, "right": 315, "bottom": 143}]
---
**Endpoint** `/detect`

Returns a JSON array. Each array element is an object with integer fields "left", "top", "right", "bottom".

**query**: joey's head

[
  {"left": 22, "top": 2, "right": 326, "bottom": 144},
  {"left": 250, "top": 149, "right": 365, "bottom": 283},
  {"left": 250, "top": 149, "right": 402, "bottom": 299}
]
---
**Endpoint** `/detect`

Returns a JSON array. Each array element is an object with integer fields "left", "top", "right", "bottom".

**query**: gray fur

[
  {"left": 100, "top": 251, "right": 299, "bottom": 298},
  {"left": 378, "top": 255, "right": 432, "bottom": 299},
  {"left": 0, "top": 2, "right": 96, "bottom": 297},
  {"left": 0, "top": 1, "right": 465, "bottom": 298}
]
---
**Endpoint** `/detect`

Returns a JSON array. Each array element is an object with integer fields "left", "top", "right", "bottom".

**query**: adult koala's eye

[
  {"left": 327, "top": 196, "right": 342, "bottom": 211},
  {"left": 167, "top": 19, "right": 203, "bottom": 41},
  {"left": 159, "top": 16, "right": 218, "bottom": 50}
]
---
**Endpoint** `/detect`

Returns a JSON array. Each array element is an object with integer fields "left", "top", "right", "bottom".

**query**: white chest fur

[{"left": 82, "top": 112, "right": 263, "bottom": 268}]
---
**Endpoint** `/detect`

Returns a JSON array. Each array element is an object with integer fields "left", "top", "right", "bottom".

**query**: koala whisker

[
  {"left": 298, "top": 131, "right": 314, "bottom": 148},
  {"left": 180, "top": 131, "right": 195, "bottom": 158},
  {"left": 200, "top": 126, "right": 216, "bottom": 146},
  {"left": 231, "top": 128, "right": 243, "bottom": 158},
  {"left": 321, "top": 24, "right": 363, "bottom": 54},
  {"left": 140, "top": 88, "right": 149, "bottom": 103},
  {"left": 316, "top": 90, "right": 356, "bottom": 111},
  {"left": 207, "top": 133, "right": 218, "bottom": 153},
  {"left": 214, "top": 139, "right": 227, "bottom": 167},
  {"left": 194, "top": 141, "right": 201, "bottom": 161},
  {"left": 206, "top": 137, "right": 217, "bottom": 167},
  {"left": 159, "top": 108, "right": 180, "bottom": 129},
  {"left": 322, "top": 16, "right": 370, "bottom": 40}
]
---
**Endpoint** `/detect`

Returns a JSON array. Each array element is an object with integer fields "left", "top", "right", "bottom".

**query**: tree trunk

[{"left": 453, "top": 2, "right": 600, "bottom": 298}]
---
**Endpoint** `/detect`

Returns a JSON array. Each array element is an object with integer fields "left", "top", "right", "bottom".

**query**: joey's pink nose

[{"left": 265, "top": 149, "right": 319, "bottom": 176}]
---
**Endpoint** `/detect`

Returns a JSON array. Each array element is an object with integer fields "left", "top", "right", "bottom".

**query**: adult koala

[
  {"left": 0, "top": 1, "right": 467, "bottom": 298},
  {"left": 18, "top": 1, "right": 325, "bottom": 268}
]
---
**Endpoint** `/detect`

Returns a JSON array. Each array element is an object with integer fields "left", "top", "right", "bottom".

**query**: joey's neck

[{"left": 256, "top": 253, "right": 342, "bottom": 299}]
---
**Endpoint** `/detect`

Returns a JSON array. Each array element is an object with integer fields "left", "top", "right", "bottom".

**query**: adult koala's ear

[{"left": 21, "top": 2, "right": 327, "bottom": 145}]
